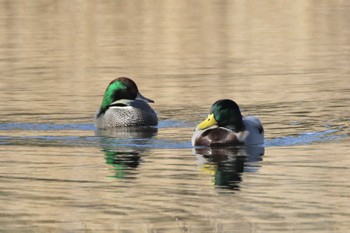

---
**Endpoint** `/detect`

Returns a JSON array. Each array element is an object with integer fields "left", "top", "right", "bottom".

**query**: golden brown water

[{"left": 1, "top": 1, "right": 350, "bottom": 232}]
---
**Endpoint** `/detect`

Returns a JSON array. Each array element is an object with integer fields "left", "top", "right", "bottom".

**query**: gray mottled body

[{"left": 94, "top": 99, "right": 158, "bottom": 128}]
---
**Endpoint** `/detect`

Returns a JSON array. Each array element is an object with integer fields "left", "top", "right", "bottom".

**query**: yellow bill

[{"left": 196, "top": 113, "right": 218, "bottom": 130}]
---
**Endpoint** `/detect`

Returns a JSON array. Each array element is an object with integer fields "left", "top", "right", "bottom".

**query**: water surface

[{"left": 1, "top": 1, "right": 350, "bottom": 232}]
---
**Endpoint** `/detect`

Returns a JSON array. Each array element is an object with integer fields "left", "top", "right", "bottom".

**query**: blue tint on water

[
  {"left": 0, "top": 121, "right": 347, "bottom": 148},
  {"left": 265, "top": 129, "right": 347, "bottom": 147},
  {"left": 0, "top": 120, "right": 193, "bottom": 149},
  {"left": 0, "top": 123, "right": 94, "bottom": 131},
  {"left": 0, "top": 120, "right": 192, "bottom": 131},
  {"left": 157, "top": 120, "right": 193, "bottom": 128}
]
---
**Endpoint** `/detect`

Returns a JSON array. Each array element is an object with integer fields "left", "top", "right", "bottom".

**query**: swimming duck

[
  {"left": 94, "top": 77, "right": 158, "bottom": 128},
  {"left": 192, "top": 99, "right": 264, "bottom": 147}
]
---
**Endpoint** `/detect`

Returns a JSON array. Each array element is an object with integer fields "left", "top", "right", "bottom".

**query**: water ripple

[
  {"left": 0, "top": 121, "right": 347, "bottom": 149},
  {"left": 265, "top": 129, "right": 347, "bottom": 147},
  {"left": 0, "top": 120, "right": 191, "bottom": 131},
  {"left": 0, "top": 123, "right": 94, "bottom": 131}
]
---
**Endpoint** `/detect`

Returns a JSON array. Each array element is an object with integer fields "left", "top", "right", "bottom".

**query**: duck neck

[
  {"left": 227, "top": 119, "right": 245, "bottom": 132},
  {"left": 96, "top": 107, "right": 107, "bottom": 118}
]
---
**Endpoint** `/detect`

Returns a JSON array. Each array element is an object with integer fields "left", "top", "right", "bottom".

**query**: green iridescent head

[
  {"left": 97, "top": 77, "right": 154, "bottom": 117},
  {"left": 196, "top": 99, "right": 244, "bottom": 131}
]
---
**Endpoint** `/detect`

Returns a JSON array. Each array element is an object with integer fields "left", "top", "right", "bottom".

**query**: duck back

[{"left": 94, "top": 100, "right": 158, "bottom": 128}]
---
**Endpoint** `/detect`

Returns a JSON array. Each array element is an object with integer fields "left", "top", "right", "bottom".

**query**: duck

[
  {"left": 94, "top": 77, "right": 158, "bottom": 128},
  {"left": 192, "top": 99, "right": 264, "bottom": 147}
]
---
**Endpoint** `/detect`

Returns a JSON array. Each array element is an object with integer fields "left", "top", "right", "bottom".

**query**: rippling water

[{"left": 1, "top": 1, "right": 350, "bottom": 232}]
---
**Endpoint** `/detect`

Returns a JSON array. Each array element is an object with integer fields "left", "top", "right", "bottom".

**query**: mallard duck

[
  {"left": 192, "top": 99, "right": 264, "bottom": 147},
  {"left": 94, "top": 77, "right": 158, "bottom": 128}
]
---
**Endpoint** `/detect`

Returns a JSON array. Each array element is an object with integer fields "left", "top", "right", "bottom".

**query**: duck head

[
  {"left": 196, "top": 99, "right": 244, "bottom": 132},
  {"left": 97, "top": 77, "right": 154, "bottom": 117}
]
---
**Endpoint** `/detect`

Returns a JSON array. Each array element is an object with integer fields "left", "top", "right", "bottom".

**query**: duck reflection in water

[
  {"left": 95, "top": 126, "right": 158, "bottom": 179},
  {"left": 192, "top": 99, "right": 265, "bottom": 190},
  {"left": 193, "top": 146, "right": 264, "bottom": 190}
]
